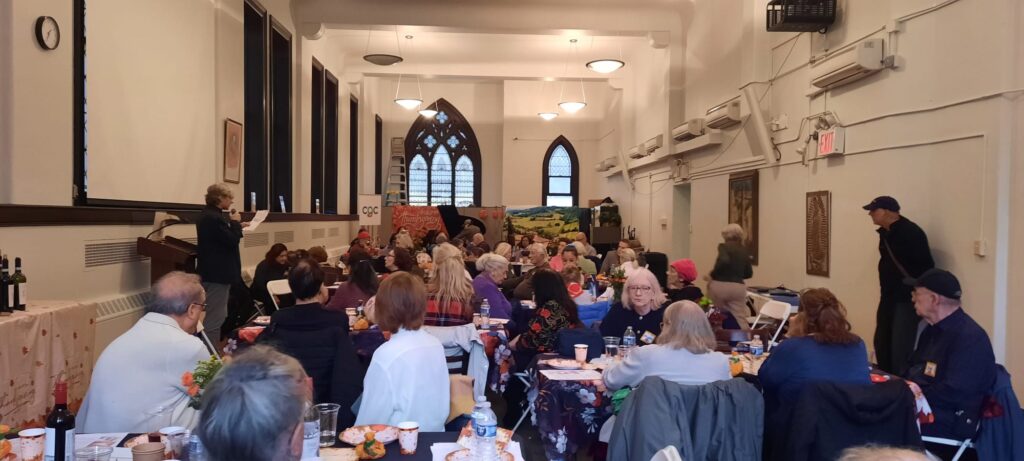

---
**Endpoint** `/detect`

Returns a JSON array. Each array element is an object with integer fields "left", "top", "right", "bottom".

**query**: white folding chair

[
  {"left": 266, "top": 279, "right": 291, "bottom": 312},
  {"left": 747, "top": 300, "right": 791, "bottom": 350},
  {"left": 510, "top": 371, "right": 535, "bottom": 434},
  {"left": 650, "top": 445, "right": 683, "bottom": 461},
  {"left": 922, "top": 430, "right": 977, "bottom": 461}
]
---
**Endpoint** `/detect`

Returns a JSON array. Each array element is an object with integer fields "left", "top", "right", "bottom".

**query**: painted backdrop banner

[
  {"left": 392, "top": 206, "right": 448, "bottom": 242},
  {"left": 506, "top": 206, "right": 584, "bottom": 244}
]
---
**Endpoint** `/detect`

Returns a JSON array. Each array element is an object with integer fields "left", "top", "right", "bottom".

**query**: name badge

[
  {"left": 640, "top": 331, "right": 656, "bottom": 344},
  {"left": 924, "top": 361, "right": 938, "bottom": 377}
]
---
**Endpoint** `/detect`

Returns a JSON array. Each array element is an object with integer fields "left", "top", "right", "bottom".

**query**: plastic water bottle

[
  {"left": 750, "top": 335, "right": 764, "bottom": 356},
  {"left": 302, "top": 401, "right": 320, "bottom": 459},
  {"left": 622, "top": 326, "right": 636, "bottom": 348},
  {"left": 185, "top": 433, "right": 206, "bottom": 461},
  {"left": 470, "top": 400, "right": 499, "bottom": 461},
  {"left": 480, "top": 299, "right": 491, "bottom": 331}
]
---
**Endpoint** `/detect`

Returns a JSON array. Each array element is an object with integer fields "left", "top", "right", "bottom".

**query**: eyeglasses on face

[
  {"left": 190, "top": 302, "right": 208, "bottom": 311},
  {"left": 628, "top": 286, "right": 652, "bottom": 293}
]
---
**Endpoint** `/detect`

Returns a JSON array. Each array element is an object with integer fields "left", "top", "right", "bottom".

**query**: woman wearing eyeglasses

[{"left": 599, "top": 268, "right": 667, "bottom": 343}]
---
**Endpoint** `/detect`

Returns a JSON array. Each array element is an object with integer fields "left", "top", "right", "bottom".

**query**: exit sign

[{"left": 817, "top": 127, "right": 845, "bottom": 157}]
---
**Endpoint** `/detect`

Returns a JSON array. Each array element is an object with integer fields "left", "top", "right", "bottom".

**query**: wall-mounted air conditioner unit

[
  {"left": 644, "top": 134, "right": 664, "bottom": 154},
  {"left": 627, "top": 144, "right": 647, "bottom": 159},
  {"left": 594, "top": 160, "right": 610, "bottom": 172},
  {"left": 706, "top": 100, "right": 741, "bottom": 129},
  {"left": 810, "top": 38, "right": 883, "bottom": 90},
  {"left": 672, "top": 119, "right": 706, "bottom": 142}
]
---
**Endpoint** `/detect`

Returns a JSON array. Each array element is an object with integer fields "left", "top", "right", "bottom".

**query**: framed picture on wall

[
  {"left": 806, "top": 190, "right": 831, "bottom": 277},
  {"left": 223, "top": 118, "right": 243, "bottom": 184},
  {"left": 728, "top": 170, "right": 759, "bottom": 264}
]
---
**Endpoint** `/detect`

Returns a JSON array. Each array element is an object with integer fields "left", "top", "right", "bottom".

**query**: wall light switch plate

[{"left": 973, "top": 239, "right": 987, "bottom": 257}]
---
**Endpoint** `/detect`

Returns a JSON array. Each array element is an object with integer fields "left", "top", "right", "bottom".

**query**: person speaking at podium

[{"left": 196, "top": 183, "right": 249, "bottom": 344}]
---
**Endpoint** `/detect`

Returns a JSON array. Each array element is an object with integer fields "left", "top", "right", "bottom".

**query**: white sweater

[
  {"left": 355, "top": 328, "right": 451, "bottom": 431},
  {"left": 602, "top": 344, "right": 731, "bottom": 391},
  {"left": 78, "top": 313, "right": 209, "bottom": 433}
]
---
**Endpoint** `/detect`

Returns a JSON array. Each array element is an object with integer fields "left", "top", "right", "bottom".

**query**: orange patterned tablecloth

[{"left": 0, "top": 301, "right": 96, "bottom": 428}]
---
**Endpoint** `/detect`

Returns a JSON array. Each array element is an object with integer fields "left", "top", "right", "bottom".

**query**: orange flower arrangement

[{"left": 182, "top": 356, "right": 223, "bottom": 409}]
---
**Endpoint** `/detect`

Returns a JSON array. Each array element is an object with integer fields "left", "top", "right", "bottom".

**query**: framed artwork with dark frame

[
  {"left": 728, "top": 170, "right": 759, "bottom": 265},
  {"left": 223, "top": 118, "right": 243, "bottom": 184},
  {"left": 806, "top": 190, "right": 831, "bottom": 276}
]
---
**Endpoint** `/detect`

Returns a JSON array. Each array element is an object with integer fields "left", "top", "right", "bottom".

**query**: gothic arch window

[
  {"left": 542, "top": 135, "right": 579, "bottom": 206},
  {"left": 405, "top": 99, "right": 482, "bottom": 206}
]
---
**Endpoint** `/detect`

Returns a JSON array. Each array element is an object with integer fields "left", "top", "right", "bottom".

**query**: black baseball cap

[
  {"left": 905, "top": 268, "right": 962, "bottom": 300},
  {"left": 863, "top": 196, "right": 900, "bottom": 212}
]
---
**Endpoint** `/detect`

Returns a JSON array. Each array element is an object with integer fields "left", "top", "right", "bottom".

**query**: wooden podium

[{"left": 137, "top": 236, "right": 199, "bottom": 283}]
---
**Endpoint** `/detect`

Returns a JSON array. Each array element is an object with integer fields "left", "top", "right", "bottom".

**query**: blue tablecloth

[{"left": 578, "top": 300, "right": 611, "bottom": 327}]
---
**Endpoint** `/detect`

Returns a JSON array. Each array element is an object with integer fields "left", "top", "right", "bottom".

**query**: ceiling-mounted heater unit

[
  {"left": 706, "top": 100, "right": 741, "bottom": 129},
  {"left": 672, "top": 119, "right": 706, "bottom": 142},
  {"left": 810, "top": 38, "right": 884, "bottom": 90}
]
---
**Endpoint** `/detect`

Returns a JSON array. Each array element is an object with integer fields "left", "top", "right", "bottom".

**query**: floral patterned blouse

[{"left": 518, "top": 300, "right": 578, "bottom": 353}]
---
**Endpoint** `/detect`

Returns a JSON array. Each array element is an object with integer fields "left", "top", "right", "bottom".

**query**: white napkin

[{"left": 430, "top": 441, "right": 525, "bottom": 461}]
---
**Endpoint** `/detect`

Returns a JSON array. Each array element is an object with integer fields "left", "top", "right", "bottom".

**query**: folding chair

[
  {"left": 266, "top": 279, "right": 291, "bottom": 312},
  {"left": 511, "top": 371, "right": 535, "bottom": 434},
  {"left": 746, "top": 300, "right": 791, "bottom": 350},
  {"left": 922, "top": 434, "right": 976, "bottom": 461},
  {"left": 650, "top": 445, "right": 683, "bottom": 461}
]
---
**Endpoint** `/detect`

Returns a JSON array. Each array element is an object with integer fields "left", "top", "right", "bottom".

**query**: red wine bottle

[
  {"left": 0, "top": 256, "right": 10, "bottom": 314},
  {"left": 12, "top": 257, "right": 26, "bottom": 310},
  {"left": 46, "top": 378, "right": 76, "bottom": 461}
]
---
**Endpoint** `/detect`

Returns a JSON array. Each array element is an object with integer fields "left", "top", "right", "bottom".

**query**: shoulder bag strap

[{"left": 882, "top": 236, "right": 912, "bottom": 279}]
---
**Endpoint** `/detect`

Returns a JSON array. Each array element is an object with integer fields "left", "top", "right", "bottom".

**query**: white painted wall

[{"left": 598, "top": 0, "right": 1024, "bottom": 389}]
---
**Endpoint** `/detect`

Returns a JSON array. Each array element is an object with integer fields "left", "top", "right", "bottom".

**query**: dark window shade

[
  {"left": 348, "top": 97, "right": 358, "bottom": 214},
  {"left": 243, "top": 1, "right": 268, "bottom": 211},
  {"left": 310, "top": 60, "right": 324, "bottom": 213},
  {"left": 324, "top": 72, "right": 339, "bottom": 214},
  {"left": 269, "top": 20, "right": 291, "bottom": 212},
  {"left": 374, "top": 115, "right": 383, "bottom": 195}
]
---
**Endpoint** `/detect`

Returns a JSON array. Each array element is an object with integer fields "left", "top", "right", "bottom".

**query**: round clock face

[{"left": 36, "top": 16, "right": 60, "bottom": 50}]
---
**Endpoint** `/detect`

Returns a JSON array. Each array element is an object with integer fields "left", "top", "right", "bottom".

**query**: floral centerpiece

[
  {"left": 0, "top": 424, "right": 15, "bottom": 460},
  {"left": 182, "top": 356, "right": 223, "bottom": 409},
  {"left": 607, "top": 268, "right": 628, "bottom": 303}
]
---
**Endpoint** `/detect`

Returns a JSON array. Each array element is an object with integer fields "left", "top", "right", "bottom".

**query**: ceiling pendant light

[
  {"left": 586, "top": 34, "right": 625, "bottom": 73},
  {"left": 363, "top": 26, "right": 403, "bottom": 66},
  {"left": 558, "top": 39, "right": 586, "bottom": 113},
  {"left": 537, "top": 79, "right": 559, "bottom": 121},
  {"left": 586, "top": 58, "right": 625, "bottom": 73},
  {"left": 393, "top": 74, "right": 422, "bottom": 110}
]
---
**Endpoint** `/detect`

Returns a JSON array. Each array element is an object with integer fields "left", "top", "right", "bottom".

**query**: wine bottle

[
  {"left": 12, "top": 257, "right": 26, "bottom": 310},
  {"left": 46, "top": 378, "right": 76, "bottom": 461},
  {"left": 0, "top": 256, "right": 10, "bottom": 314}
]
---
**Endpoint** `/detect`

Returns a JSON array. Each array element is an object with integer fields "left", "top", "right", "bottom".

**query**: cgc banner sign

[{"left": 358, "top": 195, "right": 382, "bottom": 226}]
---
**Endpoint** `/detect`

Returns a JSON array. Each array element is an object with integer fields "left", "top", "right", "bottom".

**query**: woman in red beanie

[{"left": 666, "top": 258, "right": 703, "bottom": 303}]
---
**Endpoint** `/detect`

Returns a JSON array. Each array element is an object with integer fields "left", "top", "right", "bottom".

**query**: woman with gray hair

[
  {"left": 602, "top": 301, "right": 730, "bottom": 391},
  {"left": 599, "top": 267, "right": 668, "bottom": 341},
  {"left": 196, "top": 183, "right": 249, "bottom": 343},
  {"left": 197, "top": 345, "right": 308, "bottom": 461},
  {"left": 707, "top": 223, "right": 754, "bottom": 329},
  {"left": 472, "top": 253, "right": 513, "bottom": 319}
]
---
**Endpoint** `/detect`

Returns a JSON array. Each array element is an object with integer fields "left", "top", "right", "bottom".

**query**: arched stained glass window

[
  {"left": 430, "top": 148, "right": 453, "bottom": 206},
  {"left": 543, "top": 135, "right": 579, "bottom": 206},
  {"left": 404, "top": 99, "right": 482, "bottom": 206},
  {"left": 408, "top": 154, "right": 428, "bottom": 206},
  {"left": 454, "top": 156, "right": 474, "bottom": 207}
]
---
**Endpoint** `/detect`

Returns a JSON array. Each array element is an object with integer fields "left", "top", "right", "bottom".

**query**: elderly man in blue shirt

[{"left": 903, "top": 269, "right": 995, "bottom": 460}]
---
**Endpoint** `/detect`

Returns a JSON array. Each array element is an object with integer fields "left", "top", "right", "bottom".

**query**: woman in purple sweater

[{"left": 472, "top": 253, "right": 512, "bottom": 319}]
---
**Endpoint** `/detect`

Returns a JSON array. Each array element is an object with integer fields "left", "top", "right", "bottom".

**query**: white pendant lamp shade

[
  {"left": 538, "top": 112, "right": 559, "bottom": 121},
  {"left": 557, "top": 101, "right": 586, "bottom": 113},
  {"left": 419, "top": 107, "right": 438, "bottom": 118},
  {"left": 586, "top": 59, "right": 625, "bottom": 73},
  {"left": 364, "top": 54, "right": 403, "bottom": 66},
  {"left": 395, "top": 98, "right": 423, "bottom": 110}
]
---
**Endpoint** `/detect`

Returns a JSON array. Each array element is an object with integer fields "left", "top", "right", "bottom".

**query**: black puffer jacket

[{"left": 258, "top": 302, "right": 364, "bottom": 428}]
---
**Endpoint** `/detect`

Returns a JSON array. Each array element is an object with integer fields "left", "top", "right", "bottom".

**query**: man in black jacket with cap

[
  {"left": 864, "top": 196, "right": 934, "bottom": 373},
  {"left": 904, "top": 269, "right": 994, "bottom": 460}
]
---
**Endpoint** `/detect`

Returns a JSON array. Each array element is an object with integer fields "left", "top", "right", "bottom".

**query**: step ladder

[{"left": 385, "top": 137, "right": 408, "bottom": 206}]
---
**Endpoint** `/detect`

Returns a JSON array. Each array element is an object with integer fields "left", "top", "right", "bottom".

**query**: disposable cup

[
  {"left": 397, "top": 421, "right": 419, "bottom": 455},
  {"left": 18, "top": 428, "right": 45, "bottom": 461},
  {"left": 574, "top": 344, "right": 589, "bottom": 363}
]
